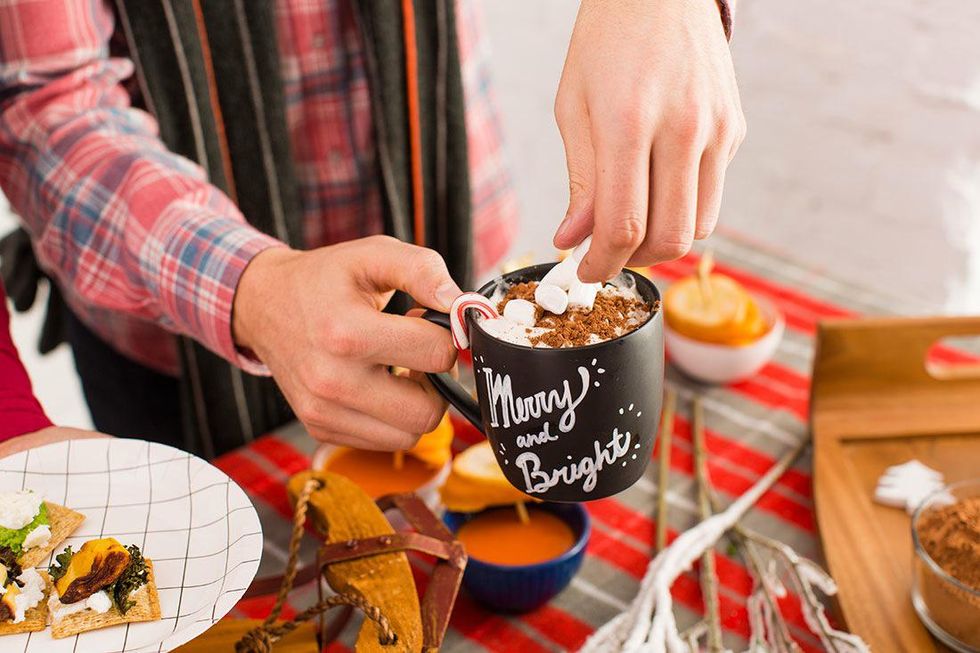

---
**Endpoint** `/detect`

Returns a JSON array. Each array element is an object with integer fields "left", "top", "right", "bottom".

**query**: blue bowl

[{"left": 443, "top": 502, "right": 591, "bottom": 613}]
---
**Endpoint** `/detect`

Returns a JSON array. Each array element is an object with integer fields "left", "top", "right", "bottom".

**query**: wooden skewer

[
  {"left": 697, "top": 248, "right": 715, "bottom": 306},
  {"left": 655, "top": 386, "right": 677, "bottom": 552},
  {"left": 393, "top": 450, "right": 404, "bottom": 470},
  {"left": 693, "top": 396, "right": 724, "bottom": 652},
  {"left": 515, "top": 501, "right": 530, "bottom": 525}
]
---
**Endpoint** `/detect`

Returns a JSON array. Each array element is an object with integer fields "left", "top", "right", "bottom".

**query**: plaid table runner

[{"left": 211, "top": 234, "right": 925, "bottom": 652}]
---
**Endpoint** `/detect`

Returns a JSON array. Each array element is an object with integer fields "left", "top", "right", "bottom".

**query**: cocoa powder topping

[{"left": 497, "top": 281, "right": 656, "bottom": 348}]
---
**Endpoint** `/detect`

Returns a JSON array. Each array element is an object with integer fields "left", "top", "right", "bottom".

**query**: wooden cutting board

[{"left": 811, "top": 316, "right": 980, "bottom": 652}]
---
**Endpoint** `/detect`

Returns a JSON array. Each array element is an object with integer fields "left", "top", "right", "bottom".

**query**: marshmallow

[
  {"left": 503, "top": 298, "right": 537, "bottom": 326},
  {"left": 535, "top": 283, "right": 569, "bottom": 315},
  {"left": 568, "top": 280, "right": 601, "bottom": 310},
  {"left": 873, "top": 459, "right": 947, "bottom": 514},
  {"left": 572, "top": 235, "right": 592, "bottom": 262},
  {"left": 540, "top": 256, "right": 579, "bottom": 290}
]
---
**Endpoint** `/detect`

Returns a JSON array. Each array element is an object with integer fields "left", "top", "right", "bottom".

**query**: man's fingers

[
  {"left": 332, "top": 367, "right": 446, "bottom": 436},
  {"left": 630, "top": 137, "right": 699, "bottom": 266},
  {"left": 554, "top": 94, "right": 596, "bottom": 250},
  {"left": 578, "top": 130, "right": 652, "bottom": 283},
  {"left": 373, "top": 369, "right": 447, "bottom": 434},
  {"left": 343, "top": 311, "right": 456, "bottom": 373},
  {"left": 694, "top": 146, "right": 728, "bottom": 240},
  {"left": 357, "top": 236, "right": 462, "bottom": 311},
  {"left": 296, "top": 397, "right": 421, "bottom": 451}
]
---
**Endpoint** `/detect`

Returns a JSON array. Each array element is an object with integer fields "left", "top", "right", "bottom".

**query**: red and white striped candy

[{"left": 449, "top": 292, "right": 499, "bottom": 350}]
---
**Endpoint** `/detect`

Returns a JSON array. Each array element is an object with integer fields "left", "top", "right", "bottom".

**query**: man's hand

[
  {"left": 232, "top": 236, "right": 461, "bottom": 450},
  {"left": 553, "top": 0, "right": 746, "bottom": 282}
]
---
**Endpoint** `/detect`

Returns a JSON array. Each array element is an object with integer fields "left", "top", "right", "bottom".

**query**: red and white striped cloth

[{"left": 212, "top": 243, "right": 972, "bottom": 652}]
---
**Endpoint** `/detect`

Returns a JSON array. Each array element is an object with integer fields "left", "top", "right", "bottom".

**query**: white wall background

[
  {"left": 485, "top": 0, "right": 980, "bottom": 313},
  {"left": 5, "top": 0, "right": 980, "bottom": 428}
]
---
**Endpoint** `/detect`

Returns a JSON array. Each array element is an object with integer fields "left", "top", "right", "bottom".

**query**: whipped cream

[{"left": 0, "top": 490, "right": 44, "bottom": 530}]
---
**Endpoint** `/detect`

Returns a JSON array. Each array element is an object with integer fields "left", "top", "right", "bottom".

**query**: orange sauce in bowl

[
  {"left": 323, "top": 448, "right": 440, "bottom": 499},
  {"left": 457, "top": 508, "right": 576, "bottom": 566}
]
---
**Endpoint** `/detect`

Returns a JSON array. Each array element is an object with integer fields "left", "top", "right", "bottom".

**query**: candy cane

[{"left": 450, "top": 292, "right": 499, "bottom": 350}]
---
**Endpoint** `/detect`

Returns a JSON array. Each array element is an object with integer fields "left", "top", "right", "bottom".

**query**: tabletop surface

[{"left": 211, "top": 234, "right": 917, "bottom": 652}]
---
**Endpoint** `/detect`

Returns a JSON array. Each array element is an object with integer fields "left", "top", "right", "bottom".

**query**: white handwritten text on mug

[
  {"left": 516, "top": 428, "right": 632, "bottom": 494},
  {"left": 482, "top": 366, "right": 589, "bottom": 433}
]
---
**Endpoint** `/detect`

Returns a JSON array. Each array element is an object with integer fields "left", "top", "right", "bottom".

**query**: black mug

[{"left": 423, "top": 264, "right": 664, "bottom": 502}]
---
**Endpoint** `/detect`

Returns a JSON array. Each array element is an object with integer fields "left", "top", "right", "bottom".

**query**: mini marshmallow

[
  {"left": 873, "top": 459, "right": 947, "bottom": 514},
  {"left": 572, "top": 235, "right": 592, "bottom": 262},
  {"left": 540, "top": 256, "right": 579, "bottom": 290},
  {"left": 567, "top": 280, "right": 601, "bottom": 310},
  {"left": 503, "top": 298, "right": 537, "bottom": 326},
  {"left": 535, "top": 283, "right": 569, "bottom": 315}
]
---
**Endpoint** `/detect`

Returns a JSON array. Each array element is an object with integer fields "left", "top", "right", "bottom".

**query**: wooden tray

[{"left": 811, "top": 316, "right": 980, "bottom": 652}]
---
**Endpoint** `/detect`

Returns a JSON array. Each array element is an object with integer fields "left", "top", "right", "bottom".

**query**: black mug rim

[{"left": 469, "top": 264, "right": 662, "bottom": 352}]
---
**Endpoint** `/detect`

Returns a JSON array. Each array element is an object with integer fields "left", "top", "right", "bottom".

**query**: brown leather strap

[
  {"left": 319, "top": 532, "right": 465, "bottom": 565},
  {"left": 313, "top": 492, "right": 467, "bottom": 650},
  {"left": 376, "top": 492, "right": 457, "bottom": 541},
  {"left": 237, "top": 479, "right": 397, "bottom": 652}
]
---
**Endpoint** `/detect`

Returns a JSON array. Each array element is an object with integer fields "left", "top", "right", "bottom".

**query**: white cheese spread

[
  {"left": 21, "top": 524, "right": 51, "bottom": 551},
  {"left": 0, "top": 490, "right": 44, "bottom": 530},
  {"left": 9, "top": 568, "right": 45, "bottom": 623},
  {"left": 48, "top": 588, "right": 114, "bottom": 622}
]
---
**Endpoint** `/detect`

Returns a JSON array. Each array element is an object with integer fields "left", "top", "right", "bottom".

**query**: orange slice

[
  {"left": 664, "top": 274, "right": 749, "bottom": 340},
  {"left": 720, "top": 295, "right": 769, "bottom": 345},
  {"left": 665, "top": 273, "right": 771, "bottom": 345}
]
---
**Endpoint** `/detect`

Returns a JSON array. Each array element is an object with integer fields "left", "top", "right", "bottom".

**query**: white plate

[{"left": 0, "top": 439, "right": 263, "bottom": 653}]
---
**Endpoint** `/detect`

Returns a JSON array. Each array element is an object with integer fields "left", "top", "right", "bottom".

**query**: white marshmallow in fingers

[
  {"left": 503, "top": 298, "right": 537, "bottom": 326},
  {"left": 535, "top": 283, "right": 569, "bottom": 315},
  {"left": 540, "top": 256, "right": 578, "bottom": 290},
  {"left": 568, "top": 280, "right": 601, "bottom": 310},
  {"left": 572, "top": 235, "right": 592, "bottom": 262}
]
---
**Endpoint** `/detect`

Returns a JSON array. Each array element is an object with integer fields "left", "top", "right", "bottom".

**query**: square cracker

[
  {"left": 18, "top": 502, "right": 85, "bottom": 569},
  {"left": 0, "top": 571, "right": 52, "bottom": 636},
  {"left": 51, "top": 560, "right": 161, "bottom": 639}
]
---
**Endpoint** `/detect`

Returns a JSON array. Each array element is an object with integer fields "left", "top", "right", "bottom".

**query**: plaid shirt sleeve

[{"left": 0, "top": 0, "right": 283, "bottom": 374}]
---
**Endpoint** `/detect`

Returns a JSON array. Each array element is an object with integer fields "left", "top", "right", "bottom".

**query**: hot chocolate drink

[
  {"left": 422, "top": 259, "right": 664, "bottom": 501},
  {"left": 478, "top": 272, "right": 657, "bottom": 348}
]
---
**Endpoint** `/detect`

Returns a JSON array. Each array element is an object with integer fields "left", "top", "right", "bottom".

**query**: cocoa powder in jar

[{"left": 914, "top": 496, "right": 980, "bottom": 648}]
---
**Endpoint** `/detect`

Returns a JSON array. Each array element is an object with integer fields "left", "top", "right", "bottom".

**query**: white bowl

[
  {"left": 664, "top": 295, "right": 785, "bottom": 384},
  {"left": 311, "top": 443, "right": 451, "bottom": 511}
]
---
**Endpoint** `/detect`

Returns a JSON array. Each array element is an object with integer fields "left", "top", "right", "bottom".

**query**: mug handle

[{"left": 421, "top": 310, "right": 483, "bottom": 430}]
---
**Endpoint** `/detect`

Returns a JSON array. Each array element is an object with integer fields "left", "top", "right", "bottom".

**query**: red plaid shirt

[{"left": 0, "top": 0, "right": 517, "bottom": 376}]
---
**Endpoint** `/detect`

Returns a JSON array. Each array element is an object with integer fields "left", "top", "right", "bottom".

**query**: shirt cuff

[{"left": 143, "top": 203, "right": 285, "bottom": 375}]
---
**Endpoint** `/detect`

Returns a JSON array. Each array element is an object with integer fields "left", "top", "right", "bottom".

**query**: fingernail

[
  {"left": 555, "top": 213, "right": 573, "bottom": 242},
  {"left": 436, "top": 282, "right": 461, "bottom": 310}
]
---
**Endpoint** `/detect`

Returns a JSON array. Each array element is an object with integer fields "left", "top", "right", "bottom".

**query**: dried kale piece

[
  {"left": 0, "top": 546, "right": 23, "bottom": 587},
  {"left": 49, "top": 546, "right": 74, "bottom": 582},
  {"left": 109, "top": 545, "right": 148, "bottom": 615}
]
